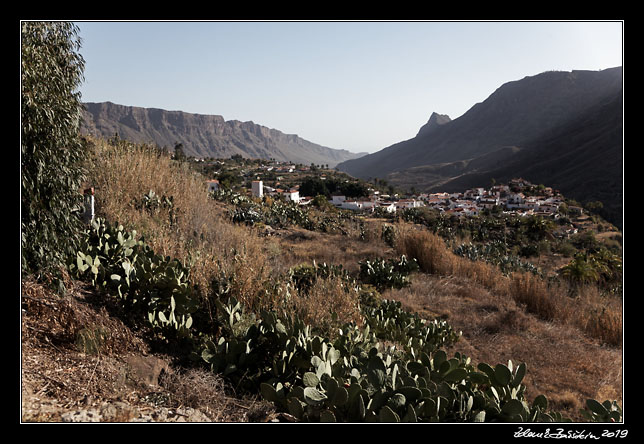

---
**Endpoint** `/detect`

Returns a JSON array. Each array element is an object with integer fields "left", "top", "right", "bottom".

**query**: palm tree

[{"left": 559, "top": 254, "right": 600, "bottom": 287}]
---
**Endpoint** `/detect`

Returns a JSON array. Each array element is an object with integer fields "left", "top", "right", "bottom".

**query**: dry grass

[
  {"left": 282, "top": 275, "right": 364, "bottom": 334},
  {"left": 84, "top": 137, "right": 369, "bottom": 332},
  {"left": 382, "top": 273, "right": 622, "bottom": 422},
  {"left": 270, "top": 227, "right": 392, "bottom": 275},
  {"left": 159, "top": 368, "right": 261, "bottom": 421},
  {"left": 394, "top": 226, "right": 622, "bottom": 347},
  {"left": 395, "top": 225, "right": 454, "bottom": 276},
  {"left": 85, "top": 137, "right": 273, "bottom": 319}
]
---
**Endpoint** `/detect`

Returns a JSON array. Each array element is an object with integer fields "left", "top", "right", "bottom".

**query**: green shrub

[
  {"left": 288, "top": 262, "right": 352, "bottom": 294},
  {"left": 453, "top": 241, "right": 540, "bottom": 276}
]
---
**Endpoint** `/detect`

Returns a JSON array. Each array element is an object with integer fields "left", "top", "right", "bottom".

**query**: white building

[
  {"left": 339, "top": 200, "right": 362, "bottom": 211},
  {"left": 464, "top": 188, "right": 485, "bottom": 199},
  {"left": 479, "top": 197, "right": 499, "bottom": 210},
  {"left": 286, "top": 189, "right": 300, "bottom": 203},
  {"left": 378, "top": 202, "right": 397, "bottom": 213},
  {"left": 395, "top": 199, "right": 424, "bottom": 210},
  {"left": 506, "top": 192, "right": 525, "bottom": 208},
  {"left": 359, "top": 200, "right": 377, "bottom": 211},
  {"left": 251, "top": 180, "right": 263, "bottom": 198}
]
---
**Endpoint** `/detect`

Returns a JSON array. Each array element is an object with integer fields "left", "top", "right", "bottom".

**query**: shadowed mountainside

[{"left": 337, "top": 67, "right": 623, "bottom": 227}]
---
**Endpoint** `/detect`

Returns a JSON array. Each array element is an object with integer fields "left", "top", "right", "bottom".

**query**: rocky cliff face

[{"left": 80, "top": 102, "right": 366, "bottom": 167}]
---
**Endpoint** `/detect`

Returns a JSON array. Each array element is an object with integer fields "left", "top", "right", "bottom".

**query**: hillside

[
  {"left": 336, "top": 67, "right": 623, "bottom": 226},
  {"left": 22, "top": 136, "right": 623, "bottom": 423},
  {"left": 423, "top": 92, "right": 624, "bottom": 227},
  {"left": 80, "top": 101, "right": 367, "bottom": 167}
]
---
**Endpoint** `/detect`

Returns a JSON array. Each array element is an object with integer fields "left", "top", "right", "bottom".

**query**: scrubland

[{"left": 23, "top": 136, "right": 622, "bottom": 422}]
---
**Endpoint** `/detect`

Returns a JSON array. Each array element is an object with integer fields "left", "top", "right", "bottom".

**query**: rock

[
  {"left": 61, "top": 409, "right": 102, "bottom": 422},
  {"left": 133, "top": 407, "right": 212, "bottom": 423},
  {"left": 123, "top": 355, "right": 170, "bottom": 388}
]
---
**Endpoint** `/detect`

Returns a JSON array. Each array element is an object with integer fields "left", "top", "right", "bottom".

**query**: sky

[{"left": 74, "top": 21, "right": 623, "bottom": 154}]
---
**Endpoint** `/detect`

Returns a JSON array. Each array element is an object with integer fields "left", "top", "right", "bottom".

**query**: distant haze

[{"left": 75, "top": 21, "right": 623, "bottom": 153}]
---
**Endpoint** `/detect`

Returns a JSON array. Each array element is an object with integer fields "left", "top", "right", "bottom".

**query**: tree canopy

[{"left": 299, "top": 176, "right": 369, "bottom": 199}]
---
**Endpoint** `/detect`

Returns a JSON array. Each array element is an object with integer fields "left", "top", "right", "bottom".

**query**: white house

[
  {"left": 479, "top": 197, "right": 500, "bottom": 210},
  {"left": 395, "top": 199, "right": 424, "bottom": 210},
  {"left": 464, "top": 188, "right": 485, "bottom": 199},
  {"left": 286, "top": 189, "right": 300, "bottom": 203},
  {"left": 506, "top": 192, "right": 525, "bottom": 208},
  {"left": 339, "top": 200, "right": 362, "bottom": 211},
  {"left": 359, "top": 200, "right": 377, "bottom": 211},
  {"left": 377, "top": 202, "right": 397, "bottom": 213},
  {"left": 338, "top": 200, "right": 377, "bottom": 211},
  {"left": 523, "top": 198, "right": 541, "bottom": 211},
  {"left": 461, "top": 205, "right": 480, "bottom": 217},
  {"left": 538, "top": 201, "right": 560, "bottom": 214},
  {"left": 251, "top": 180, "right": 263, "bottom": 198}
]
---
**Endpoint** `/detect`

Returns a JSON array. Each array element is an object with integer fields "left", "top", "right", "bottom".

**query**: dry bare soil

[{"left": 20, "top": 277, "right": 277, "bottom": 423}]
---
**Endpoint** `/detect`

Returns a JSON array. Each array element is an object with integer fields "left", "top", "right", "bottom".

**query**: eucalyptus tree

[{"left": 21, "top": 21, "right": 87, "bottom": 278}]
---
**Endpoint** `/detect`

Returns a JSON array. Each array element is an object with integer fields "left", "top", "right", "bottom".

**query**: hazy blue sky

[{"left": 75, "top": 21, "right": 623, "bottom": 154}]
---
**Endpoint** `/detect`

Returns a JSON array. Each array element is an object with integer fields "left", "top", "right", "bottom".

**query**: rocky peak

[{"left": 416, "top": 112, "right": 451, "bottom": 137}]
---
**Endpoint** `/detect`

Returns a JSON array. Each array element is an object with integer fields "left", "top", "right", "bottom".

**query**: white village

[{"left": 204, "top": 160, "right": 575, "bottom": 221}]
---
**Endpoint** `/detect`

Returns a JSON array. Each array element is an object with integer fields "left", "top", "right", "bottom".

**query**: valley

[{"left": 21, "top": 22, "right": 624, "bottom": 424}]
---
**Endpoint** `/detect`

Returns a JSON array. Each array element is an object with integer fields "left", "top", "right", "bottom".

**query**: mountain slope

[
  {"left": 336, "top": 67, "right": 623, "bottom": 226},
  {"left": 80, "top": 102, "right": 366, "bottom": 167},
  {"left": 442, "top": 92, "right": 624, "bottom": 227},
  {"left": 337, "top": 67, "right": 622, "bottom": 180}
]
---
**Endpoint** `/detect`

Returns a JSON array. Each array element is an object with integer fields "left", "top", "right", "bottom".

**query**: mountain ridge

[
  {"left": 337, "top": 67, "right": 622, "bottom": 179},
  {"left": 336, "top": 67, "right": 623, "bottom": 226},
  {"left": 80, "top": 101, "right": 367, "bottom": 167}
]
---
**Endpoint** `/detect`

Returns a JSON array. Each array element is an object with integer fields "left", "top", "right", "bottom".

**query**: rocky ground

[{"left": 20, "top": 276, "right": 281, "bottom": 423}]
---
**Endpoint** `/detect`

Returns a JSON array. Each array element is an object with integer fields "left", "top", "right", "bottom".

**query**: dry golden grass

[
  {"left": 270, "top": 227, "right": 392, "bottom": 276},
  {"left": 394, "top": 226, "right": 622, "bottom": 347},
  {"left": 278, "top": 275, "right": 364, "bottom": 334},
  {"left": 84, "top": 137, "right": 367, "bottom": 329},
  {"left": 394, "top": 225, "right": 453, "bottom": 276},
  {"left": 382, "top": 273, "right": 622, "bottom": 422},
  {"left": 85, "top": 137, "right": 272, "bottom": 320}
]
